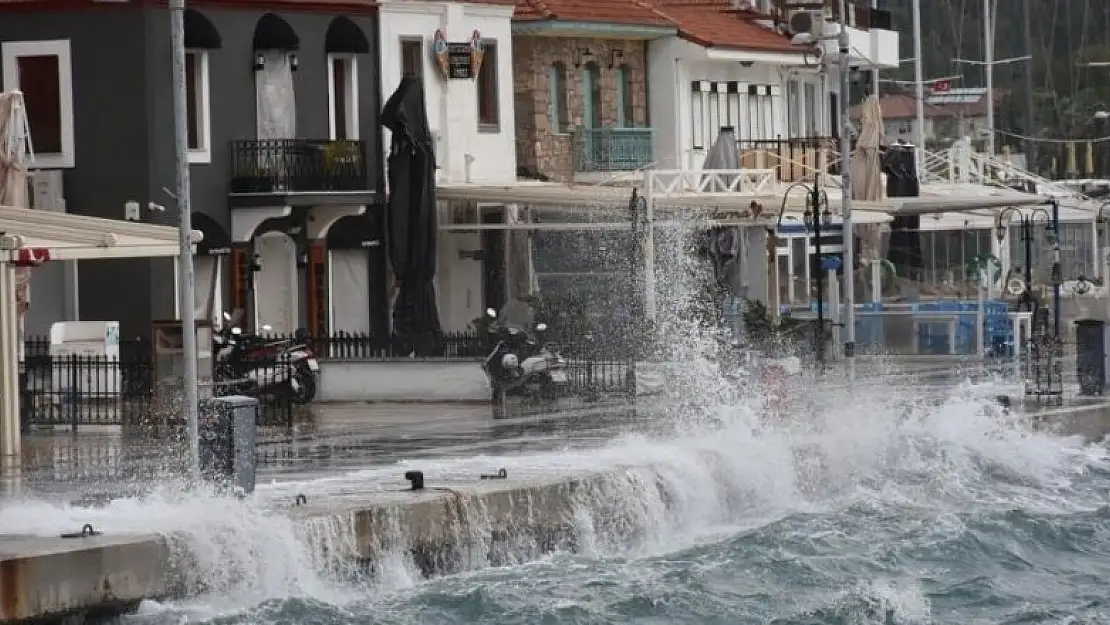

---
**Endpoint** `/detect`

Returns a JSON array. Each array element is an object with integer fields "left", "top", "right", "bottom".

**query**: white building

[
  {"left": 647, "top": 1, "right": 899, "bottom": 174},
  {"left": 377, "top": 0, "right": 518, "bottom": 331}
]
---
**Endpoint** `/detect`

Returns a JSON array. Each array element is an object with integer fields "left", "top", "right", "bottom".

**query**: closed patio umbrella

[
  {"left": 383, "top": 76, "right": 442, "bottom": 356},
  {"left": 851, "top": 94, "right": 886, "bottom": 263},
  {"left": 0, "top": 92, "right": 30, "bottom": 318}
]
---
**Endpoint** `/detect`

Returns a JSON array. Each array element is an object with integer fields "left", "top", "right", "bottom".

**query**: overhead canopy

[
  {"left": 253, "top": 13, "right": 299, "bottom": 51},
  {"left": 0, "top": 205, "right": 200, "bottom": 262},
  {"left": 325, "top": 16, "right": 370, "bottom": 54},
  {"left": 185, "top": 9, "right": 222, "bottom": 49},
  {"left": 887, "top": 193, "right": 1056, "bottom": 216}
]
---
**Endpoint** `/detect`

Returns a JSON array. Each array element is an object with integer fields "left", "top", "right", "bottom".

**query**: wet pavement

[
  {"left": 11, "top": 400, "right": 657, "bottom": 501},
  {"left": 8, "top": 357, "right": 1094, "bottom": 502}
]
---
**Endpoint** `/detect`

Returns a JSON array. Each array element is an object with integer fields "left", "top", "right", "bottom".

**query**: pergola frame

[{"left": 0, "top": 204, "right": 200, "bottom": 472}]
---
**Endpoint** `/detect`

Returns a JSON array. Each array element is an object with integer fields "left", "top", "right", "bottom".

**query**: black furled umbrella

[{"left": 382, "top": 75, "right": 442, "bottom": 356}]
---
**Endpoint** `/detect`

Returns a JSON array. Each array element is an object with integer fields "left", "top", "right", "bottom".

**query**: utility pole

[
  {"left": 838, "top": 0, "right": 856, "bottom": 364},
  {"left": 170, "top": 0, "right": 200, "bottom": 480},
  {"left": 983, "top": 0, "right": 994, "bottom": 156},
  {"left": 1022, "top": 0, "right": 1037, "bottom": 173},
  {"left": 911, "top": 0, "right": 925, "bottom": 178},
  {"left": 870, "top": 0, "right": 880, "bottom": 97}
]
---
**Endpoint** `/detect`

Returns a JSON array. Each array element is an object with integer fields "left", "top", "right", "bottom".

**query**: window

[
  {"left": 400, "top": 38, "right": 423, "bottom": 78},
  {"left": 1, "top": 39, "right": 74, "bottom": 168},
  {"left": 476, "top": 40, "right": 499, "bottom": 131},
  {"left": 327, "top": 54, "right": 359, "bottom": 140},
  {"left": 616, "top": 64, "right": 634, "bottom": 127},
  {"left": 549, "top": 62, "right": 568, "bottom": 133},
  {"left": 582, "top": 62, "right": 602, "bottom": 129},
  {"left": 787, "top": 80, "right": 800, "bottom": 136},
  {"left": 804, "top": 82, "right": 818, "bottom": 135},
  {"left": 185, "top": 49, "right": 211, "bottom": 163}
]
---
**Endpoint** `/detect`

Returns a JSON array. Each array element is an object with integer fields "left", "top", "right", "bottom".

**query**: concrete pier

[{"left": 0, "top": 472, "right": 609, "bottom": 623}]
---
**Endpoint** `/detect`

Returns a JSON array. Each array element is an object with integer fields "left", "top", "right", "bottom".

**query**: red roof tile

[
  {"left": 647, "top": 1, "right": 801, "bottom": 52},
  {"left": 514, "top": 0, "right": 673, "bottom": 26},
  {"left": 0, "top": 0, "right": 379, "bottom": 11}
]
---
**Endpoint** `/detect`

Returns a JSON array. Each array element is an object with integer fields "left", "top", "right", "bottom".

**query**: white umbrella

[
  {"left": 851, "top": 94, "right": 885, "bottom": 262},
  {"left": 0, "top": 91, "right": 31, "bottom": 318}
]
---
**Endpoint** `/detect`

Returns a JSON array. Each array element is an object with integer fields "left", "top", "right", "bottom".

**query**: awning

[
  {"left": 888, "top": 193, "right": 1055, "bottom": 216},
  {"left": 0, "top": 204, "right": 200, "bottom": 262}
]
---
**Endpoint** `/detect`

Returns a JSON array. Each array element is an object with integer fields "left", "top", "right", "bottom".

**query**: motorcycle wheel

[{"left": 290, "top": 370, "right": 316, "bottom": 405}]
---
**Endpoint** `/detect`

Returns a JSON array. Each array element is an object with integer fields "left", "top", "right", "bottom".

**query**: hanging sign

[{"left": 433, "top": 29, "right": 484, "bottom": 80}]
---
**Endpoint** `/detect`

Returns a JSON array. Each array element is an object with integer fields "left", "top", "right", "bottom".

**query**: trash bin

[
  {"left": 1075, "top": 319, "right": 1108, "bottom": 396},
  {"left": 199, "top": 395, "right": 258, "bottom": 494}
]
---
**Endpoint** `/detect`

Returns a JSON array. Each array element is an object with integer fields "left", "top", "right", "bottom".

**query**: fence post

[{"left": 69, "top": 355, "right": 79, "bottom": 433}]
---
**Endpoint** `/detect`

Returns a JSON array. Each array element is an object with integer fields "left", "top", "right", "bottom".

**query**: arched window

[
  {"left": 582, "top": 61, "right": 602, "bottom": 129},
  {"left": 616, "top": 63, "right": 634, "bottom": 127},
  {"left": 549, "top": 62, "right": 568, "bottom": 133}
]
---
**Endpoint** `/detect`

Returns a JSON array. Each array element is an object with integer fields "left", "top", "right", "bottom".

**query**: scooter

[
  {"left": 481, "top": 308, "right": 569, "bottom": 418},
  {"left": 214, "top": 313, "right": 318, "bottom": 404}
]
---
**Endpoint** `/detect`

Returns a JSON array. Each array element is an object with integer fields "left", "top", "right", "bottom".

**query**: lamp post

[
  {"left": 779, "top": 182, "right": 831, "bottom": 370},
  {"left": 1096, "top": 201, "right": 1110, "bottom": 322},
  {"left": 995, "top": 204, "right": 1060, "bottom": 336}
]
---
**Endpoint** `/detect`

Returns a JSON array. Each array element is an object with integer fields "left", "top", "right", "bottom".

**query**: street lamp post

[
  {"left": 1096, "top": 201, "right": 1110, "bottom": 322},
  {"left": 779, "top": 182, "right": 831, "bottom": 371},
  {"left": 995, "top": 204, "right": 1060, "bottom": 335}
]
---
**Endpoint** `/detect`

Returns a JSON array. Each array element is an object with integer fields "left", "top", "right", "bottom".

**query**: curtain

[
  {"left": 329, "top": 249, "right": 371, "bottom": 333},
  {"left": 253, "top": 233, "right": 297, "bottom": 333},
  {"left": 194, "top": 255, "right": 222, "bottom": 324},
  {"left": 255, "top": 51, "right": 296, "bottom": 140}
]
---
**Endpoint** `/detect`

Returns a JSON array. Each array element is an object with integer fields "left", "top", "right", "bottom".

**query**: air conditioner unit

[
  {"left": 786, "top": 9, "right": 824, "bottom": 37},
  {"left": 30, "top": 170, "right": 66, "bottom": 212}
]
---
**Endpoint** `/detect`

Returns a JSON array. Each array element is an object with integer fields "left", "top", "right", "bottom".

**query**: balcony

[
  {"left": 229, "top": 139, "right": 374, "bottom": 207},
  {"left": 575, "top": 128, "right": 654, "bottom": 173},
  {"left": 738, "top": 137, "right": 839, "bottom": 184}
]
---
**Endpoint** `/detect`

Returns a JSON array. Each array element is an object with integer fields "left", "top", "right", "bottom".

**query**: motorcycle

[
  {"left": 213, "top": 313, "right": 319, "bottom": 404},
  {"left": 481, "top": 308, "right": 569, "bottom": 418}
]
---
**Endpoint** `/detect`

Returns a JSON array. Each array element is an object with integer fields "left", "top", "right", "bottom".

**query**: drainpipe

[{"left": 465, "top": 153, "right": 475, "bottom": 183}]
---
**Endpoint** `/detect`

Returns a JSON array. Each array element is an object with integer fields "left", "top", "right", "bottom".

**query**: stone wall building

[{"left": 511, "top": 0, "right": 675, "bottom": 181}]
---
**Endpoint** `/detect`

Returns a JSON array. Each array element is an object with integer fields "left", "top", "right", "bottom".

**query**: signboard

[
  {"left": 433, "top": 29, "right": 485, "bottom": 80},
  {"left": 931, "top": 80, "right": 951, "bottom": 93},
  {"left": 447, "top": 42, "right": 473, "bottom": 79}
]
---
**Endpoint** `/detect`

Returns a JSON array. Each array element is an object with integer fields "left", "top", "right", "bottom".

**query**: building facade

[
  {"left": 377, "top": 0, "right": 517, "bottom": 332},
  {"left": 512, "top": 1, "right": 675, "bottom": 182},
  {"left": 0, "top": 0, "right": 384, "bottom": 341}
]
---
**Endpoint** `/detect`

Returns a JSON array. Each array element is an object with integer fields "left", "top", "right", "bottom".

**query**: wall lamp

[{"left": 254, "top": 52, "right": 299, "bottom": 71}]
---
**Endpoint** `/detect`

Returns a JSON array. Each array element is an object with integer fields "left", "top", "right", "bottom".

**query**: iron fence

[
  {"left": 564, "top": 357, "right": 636, "bottom": 397},
  {"left": 19, "top": 355, "right": 154, "bottom": 429},
  {"left": 262, "top": 331, "right": 488, "bottom": 360},
  {"left": 19, "top": 352, "right": 295, "bottom": 429},
  {"left": 229, "top": 139, "right": 370, "bottom": 193}
]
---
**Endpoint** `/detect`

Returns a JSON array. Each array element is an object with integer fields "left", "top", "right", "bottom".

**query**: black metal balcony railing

[
  {"left": 575, "top": 128, "right": 654, "bottom": 173},
  {"left": 229, "top": 139, "right": 370, "bottom": 194},
  {"left": 738, "top": 137, "right": 838, "bottom": 183}
]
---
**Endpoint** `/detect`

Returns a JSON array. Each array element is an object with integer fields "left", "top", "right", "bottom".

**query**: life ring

[
  {"left": 1006, "top": 277, "right": 1027, "bottom": 296},
  {"left": 967, "top": 254, "right": 1004, "bottom": 285}
]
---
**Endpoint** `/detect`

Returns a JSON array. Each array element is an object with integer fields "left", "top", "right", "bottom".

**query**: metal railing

[
  {"left": 20, "top": 344, "right": 295, "bottom": 429},
  {"left": 575, "top": 128, "right": 654, "bottom": 173},
  {"left": 19, "top": 355, "right": 153, "bottom": 429},
  {"left": 738, "top": 137, "right": 839, "bottom": 184},
  {"left": 229, "top": 139, "right": 370, "bottom": 193},
  {"left": 262, "top": 331, "right": 488, "bottom": 360}
]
